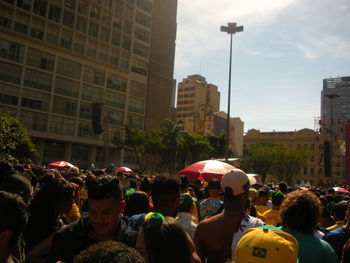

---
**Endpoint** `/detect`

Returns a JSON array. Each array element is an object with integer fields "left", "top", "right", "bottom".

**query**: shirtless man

[{"left": 193, "top": 169, "right": 264, "bottom": 263}]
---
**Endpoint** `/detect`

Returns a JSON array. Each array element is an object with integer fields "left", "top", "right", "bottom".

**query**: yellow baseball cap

[{"left": 235, "top": 227, "right": 298, "bottom": 263}]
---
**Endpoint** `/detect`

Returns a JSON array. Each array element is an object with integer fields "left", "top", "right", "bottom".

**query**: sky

[{"left": 173, "top": 0, "right": 350, "bottom": 132}]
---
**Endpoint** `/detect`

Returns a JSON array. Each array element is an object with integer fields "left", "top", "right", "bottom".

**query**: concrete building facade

[{"left": 0, "top": 0, "right": 177, "bottom": 168}]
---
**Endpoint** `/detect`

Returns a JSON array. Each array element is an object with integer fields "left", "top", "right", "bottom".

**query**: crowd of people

[{"left": 0, "top": 161, "right": 349, "bottom": 263}]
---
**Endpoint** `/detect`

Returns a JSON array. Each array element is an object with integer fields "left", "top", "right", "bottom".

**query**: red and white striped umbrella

[
  {"left": 115, "top": 166, "right": 133, "bottom": 174},
  {"left": 333, "top": 187, "right": 349, "bottom": 193},
  {"left": 177, "top": 160, "right": 236, "bottom": 182},
  {"left": 47, "top": 161, "right": 74, "bottom": 170}
]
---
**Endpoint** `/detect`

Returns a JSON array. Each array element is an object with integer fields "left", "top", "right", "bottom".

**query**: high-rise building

[
  {"left": 319, "top": 76, "right": 350, "bottom": 184},
  {"left": 176, "top": 74, "right": 220, "bottom": 120},
  {"left": 0, "top": 0, "right": 177, "bottom": 168}
]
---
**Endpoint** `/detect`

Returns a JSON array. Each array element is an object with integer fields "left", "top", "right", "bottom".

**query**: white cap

[{"left": 221, "top": 169, "right": 252, "bottom": 196}]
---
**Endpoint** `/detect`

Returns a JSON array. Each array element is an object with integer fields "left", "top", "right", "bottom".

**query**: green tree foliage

[
  {"left": 271, "top": 146, "right": 308, "bottom": 185},
  {"left": 241, "top": 142, "right": 308, "bottom": 184},
  {"left": 0, "top": 112, "right": 38, "bottom": 163},
  {"left": 124, "top": 119, "right": 214, "bottom": 173},
  {"left": 206, "top": 134, "right": 226, "bottom": 158},
  {"left": 241, "top": 143, "right": 279, "bottom": 183}
]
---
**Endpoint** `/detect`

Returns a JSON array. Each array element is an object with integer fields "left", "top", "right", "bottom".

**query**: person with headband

[{"left": 135, "top": 212, "right": 200, "bottom": 263}]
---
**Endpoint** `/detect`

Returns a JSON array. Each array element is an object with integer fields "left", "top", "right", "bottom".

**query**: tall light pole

[
  {"left": 324, "top": 94, "right": 340, "bottom": 180},
  {"left": 220, "top": 22, "right": 243, "bottom": 161}
]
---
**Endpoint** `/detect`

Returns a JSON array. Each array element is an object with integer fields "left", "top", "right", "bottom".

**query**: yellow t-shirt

[
  {"left": 255, "top": 204, "right": 269, "bottom": 215},
  {"left": 263, "top": 208, "right": 281, "bottom": 226}
]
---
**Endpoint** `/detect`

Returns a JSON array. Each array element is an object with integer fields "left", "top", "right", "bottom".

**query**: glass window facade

[
  {"left": 55, "top": 77, "right": 80, "bottom": 97},
  {"left": 24, "top": 69, "right": 52, "bottom": 91},
  {"left": 56, "top": 57, "right": 82, "bottom": 79},
  {"left": 0, "top": 83, "right": 19, "bottom": 106},
  {"left": 21, "top": 88, "right": 50, "bottom": 111},
  {"left": 0, "top": 38, "right": 24, "bottom": 62},
  {"left": 26, "top": 48, "right": 55, "bottom": 72},
  {"left": 0, "top": 61, "right": 22, "bottom": 84}
]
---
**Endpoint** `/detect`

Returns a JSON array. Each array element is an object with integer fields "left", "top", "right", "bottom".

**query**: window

[
  {"left": 112, "top": 31, "right": 121, "bottom": 47},
  {"left": 124, "top": 5, "right": 134, "bottom": 20},
  {"left": 122, "top": 36, "right": 131, "bottom": 50},
  {"left": 123, "top": 21, "right": 132, "bottom": 34},
  {"left": 133, "top": 42, "right": 148, "bottom": 58},
  {"left": 20, "top": 110, "right": 48, "bottom": 131},
  {"left": 26, "top": 48, "right": 55, "bottom": 71},
  {"left": 83, "top": 66, "right": 105, "bottom": 86},
  {"left": 21, "top": 89, "right": 50, "bottom": 111},
  {"left": 0, "top": 38, "right": 24, "bottom": 62},
  {"left": 0, "top": 7, "right": 13, "bottom": 29},
  {"left": 77, "top": 0, "right": 89, "bottom": 15},
  {"left": 78, "top": 121, "right": 99, "bottom": 139},
  {"left": 30, "top": 18, "right": 44, "bottom": 39},
  {"left": 86, "top": 39, "right": 97, "bottom": 59},
  {"left": 131, "top": 58, "right": 148, "bottom": 75},
  {"left": 130, "top": 80, "right": 145, "bottom": 98},
  {"left": 135, "top": 11, "right": 151, "bottom": 28},
  {"left": 56, "top": 57, "right": 81, "bottom": 79},
  {"left": 63, "top": 10, "right": 75, "bottom": 28},
  {"left": 74, "top": 34, "right": 85, "bottom": 54},
  {"left": 17, "top": 0, "right": 31, "bottom": 10},
  {"left": 0, "top": 61, "right": 22, "bottom": 83},
  {"left": 310, "top": 168, "right": 314, "bottom": 175},
  {"left": 60, "top": 30, "right": 73, "bottom": 49},
  {"left": 98, "top": 45, "right": 108, "bottom": 63},
  {"left": 81, "top": 84, "right": 103, "bottom": 102},
  {"left": 100, "top": 27, "right": 110, "bottom": 42},
  {"left": 65, "top": 0, "right": 75, "bottom": 9},
  {"left": 109, "top": 127, "right": 123, "bottom": 144},
  {"left": 14, "top": 12, "right": 29, "bottom": 34},
  {"left": 105, "top": 109, "right": 123, "bottom": 125},
  {"left": 113, "top": 18, "right": 122, "bottom": 30},
  {"left": 109, "top": 48, "right": 119, "bottom": 66},
  {"left": 50, "top": 115, "right": 75, "bottom": 135},
  {"left": 0, "top": 83, "right": 19, "bottom": 105},
  {"left": 45, "top": 24, "right": 59, "bottom": 45},
  {"left": 134, "top": 26, "right": 150, "bottom": 43},
  {"left": 127, "top": 114, "right": 143, "bottom": 129},
  {"left": 71, "top": 144, "right": 89, "bottom": 160},
  {"left": 76, "top": 16, "right": 87, "bottom": 32},
  {"left": 24, "top": 69, "right": 52, "bottom": 91},
  {"left": 33, "top": 0, "right": 47, "bottom": 17},
  {"left": 55, "top": 77, "right": 79, "bottom": 97},
  {"left": 136, "top": 0, "right": 152, "bottom": 13},
  {"left": 107, "top": 73, "right": 127, "bottom": 92},
  {"left": 48, "top": 5, "right": 61, "bottom": 23},
  {"left": 303, "top": 167, "right": 307, "bottom": 175},
  {"left": 90, "top": 5, "right": 100, "bottom": 20},
  {"left": 120, "top": 53, "right": 129, "bottom": 70},
  {"left": 113, "top": 0, "right": 123, "bottom": 16},
  {"left": 79, "top": 102, "right": 91, "bottom": 119},
  {"left": 43, "top": 140, "right": 64, "bottom": 159},
  {"left": 128, "top": 97, "right": 144, "bottom": 113},
  {"left": 88, "top": 21, "right": 98, "bottom": 38},
  {"left": 53, "top": 96, "right": 77, "bottom": 116},
  {"left": 101, "top": 11, "right": 111, "bottom": 25},
  {"left": 105, "top": 91, "right": 125, "bottom": 109}
]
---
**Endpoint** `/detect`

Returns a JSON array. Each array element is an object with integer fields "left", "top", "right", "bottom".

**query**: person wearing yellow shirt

[
  {"left": 255, "top": 187, "right": 269, "bottom": 215},
  {"left": 327, "top": 201, "right": 348, "bottom": 231},
  {"left": 263, "top": 191, "right": 285, "bottom": 226}
]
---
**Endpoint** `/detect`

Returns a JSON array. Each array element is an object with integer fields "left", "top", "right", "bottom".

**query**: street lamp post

[
  {"left": 324, "top": 94, "right": 340, "bottom": 180},
  {"left": 220, "top": 23, "right": 243, "bottom": 161}
]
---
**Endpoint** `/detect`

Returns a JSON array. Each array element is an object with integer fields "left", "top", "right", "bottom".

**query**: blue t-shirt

[{"left": 322, "top": 226, "right": 350, "bottom": 259}]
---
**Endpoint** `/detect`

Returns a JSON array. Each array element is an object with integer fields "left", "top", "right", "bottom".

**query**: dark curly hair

[
  {"left": 75, "top": 240, "right": 144, "bottom": 263},
  {"left": 280, "top": 189, "right": 321, "bottom": 234}
]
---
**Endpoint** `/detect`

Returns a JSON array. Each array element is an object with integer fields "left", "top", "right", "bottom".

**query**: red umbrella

[
  {"left": 115, "top": 167, "right": 133, "bottom": 174},
  {"left": 333, "top": 187, "right": 349, "bottom": 193},
  {"left": 47, "top": 161, "right": 74, "bottom": 170},
  {"left": 177, "top": 160, "right": 236, "bottom": 182}
]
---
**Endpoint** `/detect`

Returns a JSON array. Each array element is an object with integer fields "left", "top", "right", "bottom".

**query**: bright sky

[{"left": 173, "top": 0, "right": 350, "bottom": 132}]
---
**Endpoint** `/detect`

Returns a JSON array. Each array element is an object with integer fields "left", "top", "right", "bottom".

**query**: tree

[
  {"left": 271, "top": 146, "right": 308, "bottom": 185},
  {"left": 123, "top": 126, "right": 162, "bottom": 171},
  {"left": 0, "top": 112, "right": 38, "bottom": 163},
  {"left": 207, "top": 134, "right": 226, "bottom": 158},
  {"left": 240, "top": 143, "right": 278, "bottom": 183}
]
